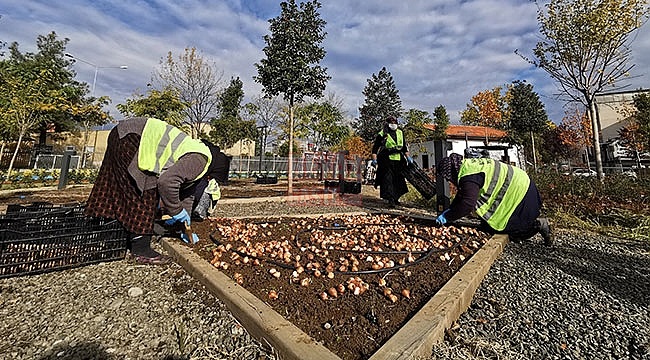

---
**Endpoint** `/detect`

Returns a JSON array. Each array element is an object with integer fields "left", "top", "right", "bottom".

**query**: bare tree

[
  {"left": 243, "top": 94, "right": 286, "bottom": 152},
  {"left": 519, "top": 0, "right": 649, "bottom": 180},
  {"left": 154, "top": 47, "right": 224, "bottom": 138}
]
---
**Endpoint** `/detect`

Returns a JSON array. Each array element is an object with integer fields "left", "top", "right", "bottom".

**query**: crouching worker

[
  {"left": 84, "top": 117, "right": 222, "bottom": 264},
  {"left": 435, "top": 153, "right": 553, "bottom": 245},
  {"left": 192, "top": 140, "right": 231, "bottom": 220}
]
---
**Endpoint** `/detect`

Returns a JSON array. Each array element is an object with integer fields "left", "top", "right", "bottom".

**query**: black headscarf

[
  {"left": 437, "top": 153, "right": 463, "bottom": 185},
  {"left": 202, "top": 140, "right": 232, "bottom": 185}
]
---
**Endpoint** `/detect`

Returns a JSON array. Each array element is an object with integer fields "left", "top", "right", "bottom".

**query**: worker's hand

[
  {"left": 181, "top": 232, "right": 200, "bottom": 244},
  {"left": 371, "top": 159, "right": 377, "bottom": 166},
  {"left": 165, "top": 208, "right": 191, "bottom": 226},
  {"left": 436, "top": 209, "right": 450, "bottom": 226},
  {"left": 406, "top": 156, "right": 414, "bottom": 165}
]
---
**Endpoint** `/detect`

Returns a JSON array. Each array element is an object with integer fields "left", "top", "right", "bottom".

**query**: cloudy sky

[{"left": 2, "top": 0, "right": 650, "bottom": 124}]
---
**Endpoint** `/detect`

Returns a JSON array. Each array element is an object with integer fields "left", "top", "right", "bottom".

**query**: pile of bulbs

[{"left": 208, "top": 214, "right": 488, "bottom": 302}]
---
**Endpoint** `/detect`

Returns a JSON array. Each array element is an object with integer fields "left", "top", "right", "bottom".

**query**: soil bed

[{"left": 189, "top": 214, "right": 490, "bottom": 360}]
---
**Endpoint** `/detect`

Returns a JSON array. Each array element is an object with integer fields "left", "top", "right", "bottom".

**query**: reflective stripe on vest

[
  {"left": 458, "top": 158, "right": 530, "bottom": 231},
  {"left": 138, "top": 118, "right": 212, "bottom": 180},
  {"left": 378, "top": 129, "right": 404, "bottom": 161}
]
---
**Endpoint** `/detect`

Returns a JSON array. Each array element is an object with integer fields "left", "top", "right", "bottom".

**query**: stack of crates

[{"left": 0, "top": 202, "right": 128, "bottom": 279}]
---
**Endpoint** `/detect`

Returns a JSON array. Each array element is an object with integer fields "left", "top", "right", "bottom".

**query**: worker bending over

[
  {"left": 85, "top": 117, "right": 227, "bottom": 264},
  {"left": 435, "top": 153, "right": 553, "bottom": 245}
]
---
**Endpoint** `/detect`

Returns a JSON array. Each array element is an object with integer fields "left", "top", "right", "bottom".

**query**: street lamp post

[
  {"left": 64, "top": 53, "right": 128, "bottom": 167},
  {"left": 257, "top": 125, "right": 268, "bottom": 175},
  {"left": 64, "top": 53, "right": 128, "bottom": 97}
]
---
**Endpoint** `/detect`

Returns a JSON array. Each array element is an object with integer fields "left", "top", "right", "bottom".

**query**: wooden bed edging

[{"left": 162, "top": 229, "right": 508, "bottom": 360}]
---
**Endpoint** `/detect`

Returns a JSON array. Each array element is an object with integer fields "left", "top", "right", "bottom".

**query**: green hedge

[{"left": 0, "top": 169, "right": 98, "bottom": 189}]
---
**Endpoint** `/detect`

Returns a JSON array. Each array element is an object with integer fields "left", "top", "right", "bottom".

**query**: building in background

[
  {"left": 595, "top": 88, "right": 650, "bottom": 167},
  {"left": 410, "top": 124, "right": 523, "bottom": 170}
]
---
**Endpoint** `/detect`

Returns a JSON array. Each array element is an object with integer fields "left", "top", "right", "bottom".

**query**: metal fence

[
  {"left": 32, "top": 154, "right": 82, "bottom": 170},
  {"left": 0, "top": 150, "right": 32, "bottom": 169},
  {"left": 229, "top": 155, "right": 365, "bottom": 181},
  {"left": 5, "top": 148, "right": 368, "bottom": 181}
]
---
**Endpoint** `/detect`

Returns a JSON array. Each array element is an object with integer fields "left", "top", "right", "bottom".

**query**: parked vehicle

[
  {"left": 571, "top": 168, "right": 598, "bottom": 177},
  {"left": 622, "top": 169, "right": 638, "bottom": 179}
]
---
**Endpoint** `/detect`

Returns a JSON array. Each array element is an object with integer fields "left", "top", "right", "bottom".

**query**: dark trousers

[
  {"left": 478, "top": 181, "right": 543, "bottom": 241},
  {"left": 377, "top": 159, "right": 408, "bottom": 202}
]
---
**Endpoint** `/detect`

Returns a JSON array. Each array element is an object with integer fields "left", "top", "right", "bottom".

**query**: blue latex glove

[
  {"left": 165, "top": 208, "right": 191, "bottom": 226},
  {"left": 407, "top": 156, "right": 414, "bottom": 165},
  {"left": 371, "top": 159, "right": 377, "bottom": 166},
  {"left": 436, "top": 209, "right": 450, "bottom": 226},
  {"left": 181, "top": 232, "right": 200, "bottom": 244}
]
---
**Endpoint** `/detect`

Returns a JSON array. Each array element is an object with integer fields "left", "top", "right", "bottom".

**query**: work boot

[
  {"left": 537, "top": 218, "right": 554, "bottom": 246},
  {"left": 129, "top": 234, "right": 169, "bottom": 264}
]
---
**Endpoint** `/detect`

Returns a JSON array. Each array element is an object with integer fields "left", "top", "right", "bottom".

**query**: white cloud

[{"left": 2, "top": 0, "right": 649, "bottom": 124}]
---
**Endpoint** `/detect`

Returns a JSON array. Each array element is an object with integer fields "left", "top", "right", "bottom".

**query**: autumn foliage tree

[
  {"left": 335, "top": 135, "right": 371, "bottom": 160},
  {"left": 460, "top": 87, "right": 507, "bottom": 129},
  {"left": 555, "top": 106, "right": 593, "bottom": 163}
]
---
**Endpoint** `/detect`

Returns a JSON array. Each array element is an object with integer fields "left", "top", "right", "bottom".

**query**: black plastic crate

[
  {"left": 401, "top": 162, "right": 436, "bottom": 200},
  {"left": 6, "top": 201, "right": 57, "bottom": 213},
  {"left": 324, "top": 180, "right": 362, "bottom": 194},
  {"left": 0, "top": 204, "right": 128, "bottom": 279},
  {"left": 255, "top": 175, "right": 278, "bottom": 184},
  {"left": 4, "top": 202, "right": 85, "bottom": 219}
]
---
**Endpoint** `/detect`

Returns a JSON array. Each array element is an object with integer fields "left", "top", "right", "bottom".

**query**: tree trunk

[
  {"left": 5, "top": 131, "right": 25, "bottom": 182},
  {"left": 82, "top": 124, "right": 91, "bottom": 168},
  {"left": 0, "top": 141, "right": 5, "bottom": 168},
  {"left": 530, "top": 131, "right": 537, "bottom": 172},
  {"left": 39, "top": 127, "right": 47, "bottom": 146},
  {"left": 588, "top": 101, "right": 604, "bottom": 181},
  {"left": 288, "top": 100, "right": 294, "bottom": 195}
]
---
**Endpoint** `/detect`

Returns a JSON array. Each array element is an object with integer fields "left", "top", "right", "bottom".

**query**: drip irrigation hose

[{"left": 293, "top": 221, "right": 466, "bottom": 275}]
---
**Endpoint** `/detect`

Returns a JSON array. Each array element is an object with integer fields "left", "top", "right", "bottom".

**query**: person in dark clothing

[
  {"left": 435, "top": 153, "right": 553, "bottom": 245},
  {"left": 85, "top": 117, "right": 227, "bottom": 264},
  {"left": 371, "top": 116, "right": 413, "bottom": 208},
  {"left": 191, "top": 140, "right": 231, "bottom": 220}
]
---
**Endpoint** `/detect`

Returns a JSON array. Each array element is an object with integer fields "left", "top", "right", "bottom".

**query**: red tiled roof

[{"left": 423, "top": 124, "right": 507, "bottom": 140}]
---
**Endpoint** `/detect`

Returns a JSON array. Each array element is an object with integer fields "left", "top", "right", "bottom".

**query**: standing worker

[
  {"left": 435, "top": 153, "right": 552, "bottom": 245},
  {"left": 84, "top": 117, "right": 226, "bottom": 264},
  {"left": 371, "top": 116, "right": 413, "bottom": 208}
]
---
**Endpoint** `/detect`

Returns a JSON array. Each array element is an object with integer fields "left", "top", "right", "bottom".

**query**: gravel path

[
  {"left": 1, "top": 199, "right": 649, "bottom": 360},
  {"left": 0, "top": 255, "right": 276, "bottom": 360},
  {"left": 432, "top": 229, "right": 650, "bottom": 360}
]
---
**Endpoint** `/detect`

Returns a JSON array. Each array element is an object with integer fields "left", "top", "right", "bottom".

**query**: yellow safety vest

[
  {"left": 138, "top": 118, "right": 212, "bottom": 180},
  {"left": 378, "top": 129, "right": 404, "bottom": 161},
  {"left": 458, "top": 158, "right": 530, "bottom": 231}
]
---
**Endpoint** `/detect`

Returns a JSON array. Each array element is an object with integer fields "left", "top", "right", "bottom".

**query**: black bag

[{"left": 401, "top": 162, "right": 436, "bottom": 200}]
